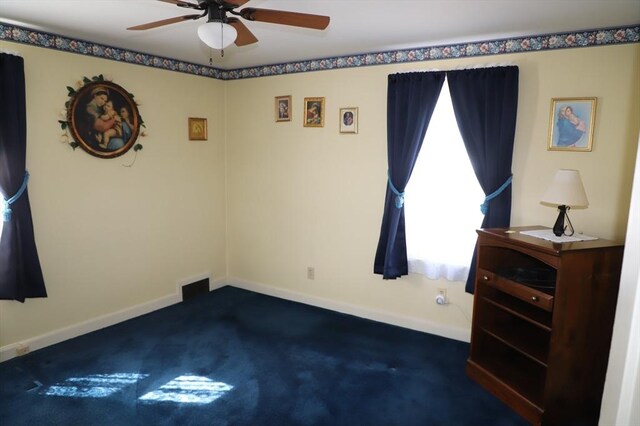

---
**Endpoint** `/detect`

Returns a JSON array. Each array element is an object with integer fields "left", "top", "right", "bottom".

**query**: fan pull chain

[{"left": 220, "top": 20, "right": 225, "bottom": 57}]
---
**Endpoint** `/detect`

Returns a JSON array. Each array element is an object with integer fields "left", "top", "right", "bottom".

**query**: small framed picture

[
  {"left": 303, "top": 97, "right": 325, "bottom": 127},
  {"left": 188, "top": 117, "right": 207, "bottom": 140},
  {"left": 339, "top": 107, "right": 358, "bottom": 134},
  {"left": 275, "top": 95, "right": 291, "bottom": 122},
  {"left": 547, "top": 98, "right": 596, "bottom": 151}
]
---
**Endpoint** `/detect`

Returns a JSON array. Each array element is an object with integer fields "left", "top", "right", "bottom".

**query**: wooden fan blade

[
  {"left": 157, "top": 0, "right": 202, "bottom": 10},
  {"left": 227, "top": 18, "right": 258, "bottom": 46},
  {"left": 239, "top": 8, "right": 330, "bottom": 30},
  {"left": 127, "top": 14, "right": 202, "bottom": 30}
]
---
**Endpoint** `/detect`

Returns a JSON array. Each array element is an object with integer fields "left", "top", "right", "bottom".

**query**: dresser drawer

[{"left": 477, "top": 268, "right": 554, "bottom": 312}]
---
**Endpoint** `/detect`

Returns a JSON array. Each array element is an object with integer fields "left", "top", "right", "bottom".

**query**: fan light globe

[{"left": 198, "top": 22, "right": 237, "bottom": 49}]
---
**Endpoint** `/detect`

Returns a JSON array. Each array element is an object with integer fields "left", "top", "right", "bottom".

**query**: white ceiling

[{"left": 1, "top": 0, "right": 639, "bottom": 70}]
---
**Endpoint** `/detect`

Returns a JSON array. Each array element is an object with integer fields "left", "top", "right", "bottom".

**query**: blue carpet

[{"left": 0, "top": 286, "right": 526, "bottom": 425}]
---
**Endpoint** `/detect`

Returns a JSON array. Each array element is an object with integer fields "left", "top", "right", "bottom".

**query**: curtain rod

[
  {"left": 0, "top": 49, "right": 22, "bottom": 57},
  {"left": 454, "top": 62, "right": 515, "bottom": 70},
  {"left": 396, "top": 62, "right": 516, "bottom": 74}
]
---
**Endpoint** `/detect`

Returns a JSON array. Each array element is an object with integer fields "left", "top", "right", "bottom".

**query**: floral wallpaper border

[{"left": 1, "top": 22, "right": 638, "bottom": 81}]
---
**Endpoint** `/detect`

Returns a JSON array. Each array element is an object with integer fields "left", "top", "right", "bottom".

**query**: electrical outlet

[
  {"left": 307, "top": 267, "right": 315, "bottom": 280},
  {"left": 15, "top": 343, "right": 30, "bottom": 356},
  {"left": 436, "top": 288, "right": 448, "bottom": 305}
]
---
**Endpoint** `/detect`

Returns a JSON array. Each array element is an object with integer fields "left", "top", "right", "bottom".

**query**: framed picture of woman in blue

[
  {"left": 275, "top": 95, "right": 291, "bottom": 122},
  {"left": 339, "top": 107, "right": 358, "bottom": 134},
  {"left": 547, "top": 97, "right": 596, "bottom": 152},
  {"left": 67, "top": 81, "right": 140, "bottom": 158}
]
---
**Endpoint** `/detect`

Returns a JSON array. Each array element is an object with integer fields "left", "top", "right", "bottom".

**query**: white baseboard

[
  {"left": 226, "top": 277, "right": 471, "bottom": 343},
  {"left": 1, "top": 275, "right": 468, "bottom": 363},
  {"left": 0, "top": 275, "right": 228, "bottom": 363}
]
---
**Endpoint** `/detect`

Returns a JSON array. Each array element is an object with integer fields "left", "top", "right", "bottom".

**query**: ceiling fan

[{"left": 127, "top": 0, "right": 330, "bottom": 49}]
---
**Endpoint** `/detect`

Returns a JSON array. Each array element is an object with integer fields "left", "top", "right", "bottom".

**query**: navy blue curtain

[
  {"left": 0, "top": 53, "right": 47, "bottom": 302},
  {"left": 374, "top": 72, "right": 445, "bottom": 279},
  {"left": 447, "top": 66, "right": 519, "bottom": 293}
]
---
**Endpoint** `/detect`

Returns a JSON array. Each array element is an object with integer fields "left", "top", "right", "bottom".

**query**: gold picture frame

[
  {"left": 275, "top": 95, "right": 291, "bottom": 122},
  {"left": 188, "top": 117, "right": 208, "bottom": 140},
  {"left": 339, "top": 107, "right": 358, "bottom": 134},
  {"left": 66, "top": 80, "right": 141, "bottom": 159},
  {"left": 547, "top": 97, "right": 596, "bottom": 152},
  {"left": 303, "top": 97, "right": 325, "bottom": 127}
]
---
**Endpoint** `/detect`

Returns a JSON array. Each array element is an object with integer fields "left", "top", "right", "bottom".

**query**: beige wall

[
  {"left": 0, "top": 42, "right": 228, "bottom": 346},
  {"left": 0, "top": 41, "right": 638, "bottom": 350},
  {"left": 225, "top": 43, "right": 640, "bottom": 338}
]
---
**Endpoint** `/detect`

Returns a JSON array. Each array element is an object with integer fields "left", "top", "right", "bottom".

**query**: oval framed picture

[{"left": 67, "top": 81, "right": 140, "bottom": 159}]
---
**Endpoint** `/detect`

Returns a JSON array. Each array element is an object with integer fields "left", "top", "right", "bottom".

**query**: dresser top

[{"left": 478, "top": 226, "right": 624, "bottom": 255}]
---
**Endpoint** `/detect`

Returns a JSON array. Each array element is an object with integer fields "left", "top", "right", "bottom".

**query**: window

[{"left": 404, "top": 79, "right": 484, "bottom": 281}]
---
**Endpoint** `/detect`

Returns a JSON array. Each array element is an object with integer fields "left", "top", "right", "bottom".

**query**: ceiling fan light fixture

[{"left": 197, "top": 21, "right": 237, "bottom": 49}]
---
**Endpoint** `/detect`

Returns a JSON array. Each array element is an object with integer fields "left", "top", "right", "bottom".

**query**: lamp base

[{"left": 552, "top": 205, "right": 575, "bottom": 237}]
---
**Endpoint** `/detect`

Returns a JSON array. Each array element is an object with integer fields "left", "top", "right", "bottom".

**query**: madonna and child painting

[
  {"left": 68, "top": 81, "right": 140, "bottom": 158},
  {"left": 547, "top": 98, "right": 596, "bottom": 152}
]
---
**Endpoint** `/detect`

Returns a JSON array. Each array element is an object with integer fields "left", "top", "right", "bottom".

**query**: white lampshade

[
  {"left": 541, "top": 169, "right": 589, "bottom": 207},
  {"left": 197, "top": 21, "right": 237, "bottom": 49}
]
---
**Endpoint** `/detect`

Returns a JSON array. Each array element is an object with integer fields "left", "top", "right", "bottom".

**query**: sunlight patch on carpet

[
  {"left": 43, "top": 373, "right": 148, "bottom": 398},
  {"left": 139, "top": 375, "right": 233, "bottom": 404}
]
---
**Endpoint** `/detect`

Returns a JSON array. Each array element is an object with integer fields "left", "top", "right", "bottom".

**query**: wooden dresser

[{"left": 466, "top": 226, "right": 624, "bottom": 425}]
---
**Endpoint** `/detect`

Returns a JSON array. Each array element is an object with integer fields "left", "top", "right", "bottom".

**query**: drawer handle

[
  {"left": 483, "top": 275, "right": 489, "bottom": 281},
  {"left": 532, "top": 296, "right": 539, "bottom": 302}
]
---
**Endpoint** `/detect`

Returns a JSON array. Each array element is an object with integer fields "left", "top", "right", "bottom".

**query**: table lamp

[{"left": 541, "top": 169, "right": 589, "bottom": 236}]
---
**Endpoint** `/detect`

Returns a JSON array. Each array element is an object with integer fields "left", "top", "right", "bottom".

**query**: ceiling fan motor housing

[{"left": 201, "top": 0, "right": 236, "bottom": 23}]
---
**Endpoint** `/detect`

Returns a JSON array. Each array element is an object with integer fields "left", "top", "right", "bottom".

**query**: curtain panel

[
  {"left": 447, "top": 66, "right": 519, "bottom": 293},
  {"left": 374, "top": 66, "right": 519, "bottom": 288},
  {"left": 374, "top": 71, "right": 445, "bottom": 279},
  {"left": 0, "top": 53, "right": 47, "bottom": 302}
]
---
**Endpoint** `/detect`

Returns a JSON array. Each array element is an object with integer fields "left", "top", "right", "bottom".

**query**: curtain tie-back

[
  {"left": 480, "top": 174, "right": 512, "bottom": 215},
  {"left": 387, "top": 172, "right": 405, "bottom": 209},
  {"left": 2, "top": 170, "right": 30, "bottom": 222}
]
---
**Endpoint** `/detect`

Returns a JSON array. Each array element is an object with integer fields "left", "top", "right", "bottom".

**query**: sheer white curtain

[{"left": 404, "top": 79, "right": 484, "bottom": 281}]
